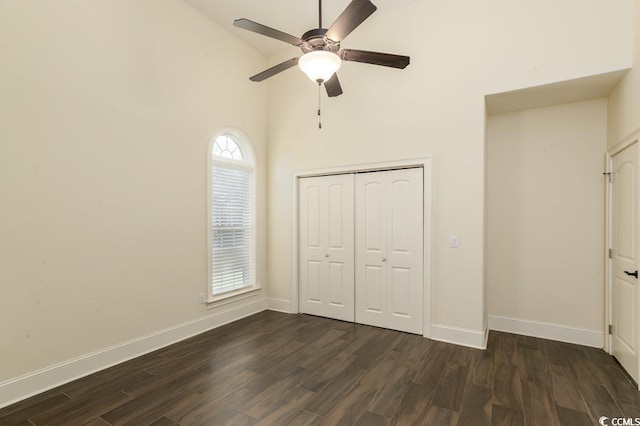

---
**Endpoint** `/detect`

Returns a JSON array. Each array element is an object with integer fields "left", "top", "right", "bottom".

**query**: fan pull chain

[{"left": 318, "top": 83, "right": 322, "bottom": 129}]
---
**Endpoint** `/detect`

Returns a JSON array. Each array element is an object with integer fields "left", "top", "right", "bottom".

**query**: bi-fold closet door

[
  {"left": 355, "top": 168, "right": 423, "bottom": 334},
  {"left": 299, "top": 168, "right": 423, "bottom": 334},
  {"left": 299, "top": 174, "right": 355, "bottom": 322}
]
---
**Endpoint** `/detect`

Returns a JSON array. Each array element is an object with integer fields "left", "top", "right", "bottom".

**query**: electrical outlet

[{"left": 198, "top": 293, "right": 205, "bottom": 304}]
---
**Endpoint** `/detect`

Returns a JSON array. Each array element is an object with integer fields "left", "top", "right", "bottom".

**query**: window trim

[{"left": 207, "top": 128, "right": 257, "bottom": 303}]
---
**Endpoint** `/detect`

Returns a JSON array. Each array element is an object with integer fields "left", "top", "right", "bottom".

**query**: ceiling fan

[{"left": 233, "top": 0, "right": 410, "bottom": 98}]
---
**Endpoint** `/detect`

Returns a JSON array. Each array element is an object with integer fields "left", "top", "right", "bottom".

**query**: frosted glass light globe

[{"left": 298, "top": 51, "right": 342, "bottom": 83}]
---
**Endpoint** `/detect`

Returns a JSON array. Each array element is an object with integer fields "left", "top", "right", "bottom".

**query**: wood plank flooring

[{"left": 1, "top": 311, "right": 639, "bottom": 425}]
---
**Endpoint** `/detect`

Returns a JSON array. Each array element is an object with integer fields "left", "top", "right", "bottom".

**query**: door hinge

[
  {"left": 609, "top": 324, "right": 613, "bottom": 335},
  {"left": 603, "top": 172, "right": 613, "bottom": 183},
  {"left": 609, "top": 248, "right": 613, "bottom": 259}
]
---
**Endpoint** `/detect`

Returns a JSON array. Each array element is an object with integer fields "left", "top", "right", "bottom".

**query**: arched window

[{"left": 209, "top": 131, "right": 255, "bottom": 299}]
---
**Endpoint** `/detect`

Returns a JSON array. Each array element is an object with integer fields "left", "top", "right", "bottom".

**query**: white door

[
  {"left": 611, "top": 143, "right": 639, "bottom": 383},
  {"left": 299, "top": 174, "right": 355, "bottom": 322},
  {"left": 355, "top": 168, "right": 423, "bottom": 334}
]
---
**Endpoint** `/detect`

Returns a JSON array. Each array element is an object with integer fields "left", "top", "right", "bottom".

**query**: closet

[{"left": 298, "top": 167, "right": 424, "bottom": 334}]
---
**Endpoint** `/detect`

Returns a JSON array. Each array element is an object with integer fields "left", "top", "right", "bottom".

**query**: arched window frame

[{"left": 207, "top": 129, "right": 257, "bottom": 301}]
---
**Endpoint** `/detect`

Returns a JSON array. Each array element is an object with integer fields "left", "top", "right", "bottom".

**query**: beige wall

[
  {"left": 609, "top": 0, "right": 640, "bottom": 147},
  {"left": 0, "top": 0, "right": 267, "bottom": 383},
  {"left": 266, "top": 0, "right": 633, "bottom": 336},
  {"left": 487, "top": 99, "right": 607, "bottom": 332}
]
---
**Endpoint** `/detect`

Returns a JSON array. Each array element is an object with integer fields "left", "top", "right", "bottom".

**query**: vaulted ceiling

[{"left": 184, "top": 0, "right": 422, "bottom": 56}]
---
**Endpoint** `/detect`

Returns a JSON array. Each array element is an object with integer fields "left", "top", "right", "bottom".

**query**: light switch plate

[{"left": 449, "top": 235, "right": 458, "bottom": 248}]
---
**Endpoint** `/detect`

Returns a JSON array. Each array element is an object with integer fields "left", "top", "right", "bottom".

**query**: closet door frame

[{"left": 291, "top": 157, "right": 433, "bottom": 338}]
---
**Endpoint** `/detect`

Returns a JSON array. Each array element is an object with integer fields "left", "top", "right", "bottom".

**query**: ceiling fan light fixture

[{"left": 298, "top": 50, "right": 342, "bottom": 83}]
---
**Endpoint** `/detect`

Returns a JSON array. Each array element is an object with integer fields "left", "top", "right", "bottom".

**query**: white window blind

[{"left": 211, "top": 164, "right": 254, "bottom": 295}]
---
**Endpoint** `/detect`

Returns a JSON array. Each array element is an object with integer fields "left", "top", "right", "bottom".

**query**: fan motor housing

[{"left": 301, "top": 28, "right": 339, "bottom": 53}]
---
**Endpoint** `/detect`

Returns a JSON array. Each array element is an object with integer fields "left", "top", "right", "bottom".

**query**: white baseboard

[
  {"left": 0, "top": 299, "right": 267, "bottom": 409},
  {"left": 431, "top": 324, "right": 487, "bottom": 349},
  {"left": 488, "top": 315, "right": 604, "bottom": 348},
  {"left": 266, "top": 298, "right": 292, "bottom": 313}
]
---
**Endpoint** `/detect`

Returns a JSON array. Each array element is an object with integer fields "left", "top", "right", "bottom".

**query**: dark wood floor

[{"left": 2, "top": 311, "right": 639, "bottom": 425}]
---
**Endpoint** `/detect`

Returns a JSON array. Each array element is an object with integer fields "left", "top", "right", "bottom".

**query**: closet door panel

[
  {"left": 356, "top": 168, "right": 423, "bottom": 334},
  {"left": 299, "top": 174, "right": 354, "bottom": 322},
  {"left": 364, "top": 265, "right": 385, "bottom": 312},
  {"left": 306, "top": 260, "right": 323, "bottom": 303},
  {"left": 364, "top": 182, "right": 385, "bottom": 252},
  {"left": 328, "top": 184, "right": 346, "bottom": 248},
  {"left": 387, "top": 168, "right": 423, "bottom": 334},
  {"left": 326, "top": 176, "right": 355, "bottom": 320},
  {"left": 306, "top": 186, "right": 322, "bottom": 248},
  {"left": 355, "top": 174, "right": 388, "bottom": 328},
  {"left": 299, "top": 180, "right": 327, "bottom": 317},
  {"left": 329, "top": 262, "right": 345, "bottom": 305}
]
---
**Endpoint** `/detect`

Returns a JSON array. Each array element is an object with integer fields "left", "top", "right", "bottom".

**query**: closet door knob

[
  {"left": 325, "top": 254, "right": 330, "bottom": 258},
  {"left": 382, "top": 257, "right": 387, "bottom": 262}
]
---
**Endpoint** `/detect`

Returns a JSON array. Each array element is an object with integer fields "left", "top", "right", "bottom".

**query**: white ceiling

[
  {"left": 485, "top": 69, "right": 629, "bottom": 115},
  {"left": 184, "top": 0, "right": 629, "bottom": 111},
  {"left": 184, "top": 0, "right": 422, "bottom": 56}
]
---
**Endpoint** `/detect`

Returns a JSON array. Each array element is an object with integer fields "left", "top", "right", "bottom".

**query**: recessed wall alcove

[{"left": 485, "top": 69, "right": 629, "bottom": 347}]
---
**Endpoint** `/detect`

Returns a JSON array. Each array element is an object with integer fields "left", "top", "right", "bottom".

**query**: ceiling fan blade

[
  {"left": 340, "top": 49, "right": 410, "bottom": 69},
  {"left": 326, "top": 0, "right": 377, "bottom": 42},
  {"left": 249, "top": 58, "right": 300, "bottom": 82},
  {"left": 324, "top": 74, "right": 343, "bottom": 97},
  {"left": 234, "top": 18, "right": 307, "bottom": 48}
]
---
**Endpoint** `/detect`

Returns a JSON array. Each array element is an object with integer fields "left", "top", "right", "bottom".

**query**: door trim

[
  {"left": 291, "top": 157, "right": 433, "bottom": 338},
  {"left": 606, "top": 150, "right": 612, "bottom": 354},
  {"left": 606, "top": 130, "right": 640, "bottom": 389}
]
